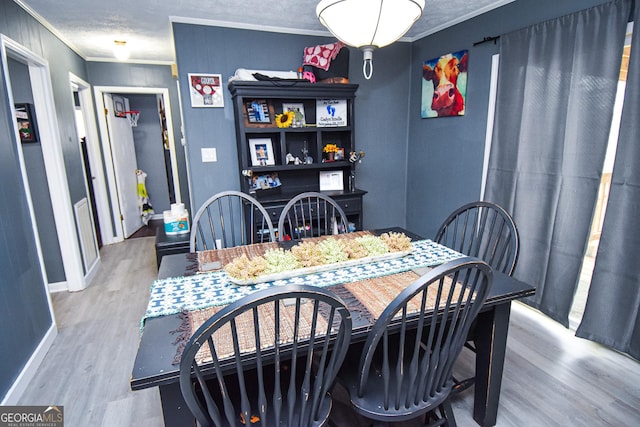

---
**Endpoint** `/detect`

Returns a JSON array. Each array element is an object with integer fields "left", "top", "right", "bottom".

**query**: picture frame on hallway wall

[
  {"left": 421, "top": 50, "right": 468, "bottom": 118},
  {"left": 14, "top": 103, "right": 39, "bottom": 143}
]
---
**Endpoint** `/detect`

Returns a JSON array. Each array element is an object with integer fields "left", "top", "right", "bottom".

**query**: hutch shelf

[{"left": 229, "top": 81, "right": 366, "bottom": 231}]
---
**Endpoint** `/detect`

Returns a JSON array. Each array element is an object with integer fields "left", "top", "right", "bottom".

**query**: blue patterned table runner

[{"left": 141, "top": 239, "right": 463, "bottom": 330}]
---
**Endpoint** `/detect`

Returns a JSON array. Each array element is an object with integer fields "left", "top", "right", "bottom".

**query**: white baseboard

[
  {"left": 47, "top": 281, "right": 68, "bottom": 293},
  {"left": 1, "top": 323, "right": 57, "bottom": 404}
]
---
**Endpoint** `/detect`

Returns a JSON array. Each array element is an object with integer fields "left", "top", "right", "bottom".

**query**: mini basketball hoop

[{"left": 124, "top": 110, "right": 140, "bottom": 127}]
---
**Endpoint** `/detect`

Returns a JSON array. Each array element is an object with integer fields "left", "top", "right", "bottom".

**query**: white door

[{"left": 103, "top": 93, "right": 142, "bottom": 238}]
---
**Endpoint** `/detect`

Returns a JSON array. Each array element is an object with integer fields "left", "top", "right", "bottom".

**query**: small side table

[{"left": 154, "top": 227, "right": 190, "bottom": 269}]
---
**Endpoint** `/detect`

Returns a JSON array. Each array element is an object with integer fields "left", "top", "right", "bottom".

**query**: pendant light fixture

[{"left": 316, "top": 0, "right": 425, "bottom": 79}]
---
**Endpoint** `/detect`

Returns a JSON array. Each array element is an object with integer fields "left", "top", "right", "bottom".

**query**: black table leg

[
  {"left": 473, "top": 302, "right": 512, "bottom": 426},
  {"left": 159, "top": 382, "right": 195, "bottom": 426}
]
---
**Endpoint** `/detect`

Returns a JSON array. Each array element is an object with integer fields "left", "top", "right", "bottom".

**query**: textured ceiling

[{"left": 16, "top": 0, "right": 514, "bottom": 63}]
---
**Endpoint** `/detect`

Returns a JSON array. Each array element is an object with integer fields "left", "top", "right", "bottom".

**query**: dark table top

[
  {"left": 131, "top": 228, "right": 536, "bottom": 390},
  {"left": 155, "top": 226, "right": 190, "bottom": 248}
]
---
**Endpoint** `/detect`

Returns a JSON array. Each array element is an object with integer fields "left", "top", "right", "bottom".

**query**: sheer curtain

[
  {"left": 577, "top": 1, "right": 640, "bottom": 360},
  {"left": 484, "top": 0, "right": 630, "bottom": 326}
]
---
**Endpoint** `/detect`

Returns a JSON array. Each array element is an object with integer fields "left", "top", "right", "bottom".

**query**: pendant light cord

[{"left": 362, "top": 47, "right": 374, "bottom": 80}]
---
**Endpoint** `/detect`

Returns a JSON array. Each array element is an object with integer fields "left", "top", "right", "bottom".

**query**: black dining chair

[
  {"left": 190, "top": 190, "right": 276, "bottom": 252},
  {"left": 434, "top": 201, "right": 519, "bottom": 276},
  {"left": 277, "top": 192, "right": 350, "bottom": 242},
  {"left": 434, "top": 200, "right": 519, "bottom": 393},
  {"left": 179, "top": 284, "right": 352, "bottom": 427},
  {"left": 335, "top": 257, "right": 493, "bottom": 426}
]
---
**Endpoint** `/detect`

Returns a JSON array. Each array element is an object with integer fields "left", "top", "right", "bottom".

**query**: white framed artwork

[
  {"left": 249, "top": 138, "right": 275, "bottom": 166},
  {"left": 188, "top": 73, "right": 224, "bottom": 107},
  {"left": 319, "top": 170, "right": 344, "bottom": 191},
  {"left": 316, "top": 99, "right": 347, "bottom": 127}
]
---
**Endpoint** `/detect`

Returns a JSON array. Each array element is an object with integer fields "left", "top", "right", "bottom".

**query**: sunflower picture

[{"left": 275, "top": 110, "right": 295, "bottom": 128}]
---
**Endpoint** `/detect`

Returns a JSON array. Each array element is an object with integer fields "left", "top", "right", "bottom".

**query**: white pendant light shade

[
  {"left": 317, "top": 0, "right": 424, "bottom": 48},
  {"left": 316, "top": 0, "right": 425, "bottom": 79}
]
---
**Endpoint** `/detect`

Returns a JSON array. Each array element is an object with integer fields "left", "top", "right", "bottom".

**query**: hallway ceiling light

[
  {"left": 316, "top": 0, "right": 425, "bottom": 79},
  {"left": 113, "top": 40, "right": 129, "bottom": 61}
]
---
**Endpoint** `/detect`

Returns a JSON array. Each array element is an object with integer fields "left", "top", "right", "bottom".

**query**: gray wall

[
  {"left": 8, "top": 58, "right": 65, "bottom": 282},
  {"left": 406, "top": 0, "right": 614, "bottom": 240},
  {"left": 129, "top": 93, "right": 172, "bottom": 214},
  {"left": 86, "top": 62, "right": 189, "bottom": 212},
  {"left": 0, "top": 0, "right": 89, "bottom": 400},
  {"left": 173, "top": 24, "right": 411, "bottom": 229}
]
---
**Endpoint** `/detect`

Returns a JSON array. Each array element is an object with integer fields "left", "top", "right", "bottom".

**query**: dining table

[{"left": 130, "top": 227, "right": 535, "bottom": 426}]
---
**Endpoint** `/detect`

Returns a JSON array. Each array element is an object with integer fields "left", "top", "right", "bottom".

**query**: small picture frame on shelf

[
  {"left": 316, "top": 99, "right": 347, "bottom": 127},
  {"left": 319, "top": 170, "right": 344, "bottom": 191},
  {"left": 14, "top": 103, "right": 39, "bottom": 143},
  {"left": 282, "top": 102, "right": 306, "bottom": 128},
  {"left": 334, "top": 148, "right": 345, "bottom": 160},
  {"left": 249, "top": 137, "right": 276, "bottom": 166},
  {"left": 250, "top": 173, "right": 282, "bottom": 191},
  {"left": 244, "top": 99, "right": 274, "bottom": 127}
]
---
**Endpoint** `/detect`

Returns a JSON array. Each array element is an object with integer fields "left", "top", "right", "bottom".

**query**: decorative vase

[{"left": 327, "top": 152, "right": 335, "bottom": 162}]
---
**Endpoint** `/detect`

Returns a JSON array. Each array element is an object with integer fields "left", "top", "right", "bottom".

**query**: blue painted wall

[{"left": 406, "top": 0, "right": 614, "bottom": 240}]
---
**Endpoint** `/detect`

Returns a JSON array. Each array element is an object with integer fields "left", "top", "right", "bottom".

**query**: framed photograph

[
  {"left": 14, "top": 103, "right": 39, "bottom": 143},
  {"left": 113, "top": 95, "right": 126, "bottom": 118},
  {"left": 250, "top": 173, "right": 282, "bottom": 191},
  {"left": 334, "top": 148, "right": 345, "bottom": 160},
  {"left": 319, "top": 170, "right": 344, "bottom": 191},
  {"left": 244, "top": 99, "right": 274, "bottom": 127},
  {"left": 188, "top": 73, "right": 224, "bottom": 107},
  {"left": 282, "top": 102, "right": 306, "bottom": 128},
  {"left": 316, "top": 99, "right": 347, "bottom": 127},
  {"left": 249, "top": 138, "right": 276, "bottom": 166}
]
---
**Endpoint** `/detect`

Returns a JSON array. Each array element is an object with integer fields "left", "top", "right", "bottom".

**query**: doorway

[
  {"left": 93, "top": 86, "right": 181, "bottom": 243},
  {"left": 1, "top": 35, "right": 86, "bottom": 293}
]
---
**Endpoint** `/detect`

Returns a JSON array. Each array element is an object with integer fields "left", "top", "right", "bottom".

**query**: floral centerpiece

[{"left": 224, "top": 232, "right": 412, "bottom": 283}]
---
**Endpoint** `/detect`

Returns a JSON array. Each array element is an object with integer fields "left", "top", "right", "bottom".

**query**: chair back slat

[
  {"left": 278, "top": 192, "right": 350, "bottom": 241},
  {"left": 435, "top": 201, "right": 519, "bottom": 275},
  {"left": 180, "top": 285, "right": 352, "bottom": 427},
  {"left": 353, "top": 257, "right": 492, "bottom": 416},
  {"left": 190, "top": 190, "right": 276, "bottom": 252}
]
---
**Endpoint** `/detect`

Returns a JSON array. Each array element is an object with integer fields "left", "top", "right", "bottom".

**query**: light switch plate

[{"left": 201, "top": 147, "right": 217, "bottom": 162}]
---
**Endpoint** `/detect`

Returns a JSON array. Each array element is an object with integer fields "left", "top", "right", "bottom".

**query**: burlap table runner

[
  {"left": 185, "top": 299, "right": 331, "bottom": 365},
  {"left": 175, "top": 267, "right": 464, "bottom": 365}
]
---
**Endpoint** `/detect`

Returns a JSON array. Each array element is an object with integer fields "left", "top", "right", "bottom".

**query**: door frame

[
  {"left": 1, "top": 35, "right": 85, "bottom": 293},
  {"left": 94, "top": 86, "right": 181, "bottom": 243},
  {"left": 68, "top": 73, "right": 103, "bottom": 280}
]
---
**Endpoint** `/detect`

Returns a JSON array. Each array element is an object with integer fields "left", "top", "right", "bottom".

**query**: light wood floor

[{"left": 17, "top": 237, "right": 640, "bottom": 426}]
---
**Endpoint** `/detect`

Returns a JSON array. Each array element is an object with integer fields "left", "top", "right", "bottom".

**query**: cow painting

[{"left": 421, "top": 50, "right": 468, "bottom": 118}]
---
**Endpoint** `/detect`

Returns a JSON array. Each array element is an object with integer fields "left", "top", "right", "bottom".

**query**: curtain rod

[{"left": 473, "top": 36, "right": 500, "bottom": 46}]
